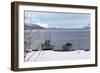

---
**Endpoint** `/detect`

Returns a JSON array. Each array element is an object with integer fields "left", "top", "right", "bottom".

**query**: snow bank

[{"left": 25, "top": 50, "right": 90, "bottom": 62}]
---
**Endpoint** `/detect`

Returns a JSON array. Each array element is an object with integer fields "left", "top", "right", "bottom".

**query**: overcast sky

[{"left": 24, "top": 11, "right": 90, "bottom": 29}]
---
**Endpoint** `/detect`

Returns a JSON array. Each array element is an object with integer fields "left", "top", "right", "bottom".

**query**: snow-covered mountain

[
  {"left": 24, "top": 22, "right": 90, "bottom": 30},
  {"left": 35, "top": 23, "right": 49, "bottom": 28},
  {"left": 24, "top": 23, "right": 45, "bottom": 30}
]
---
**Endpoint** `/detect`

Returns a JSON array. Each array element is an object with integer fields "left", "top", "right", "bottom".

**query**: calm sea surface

[{"left": 25, "top": 29, "right": 90, "bottom": 50}]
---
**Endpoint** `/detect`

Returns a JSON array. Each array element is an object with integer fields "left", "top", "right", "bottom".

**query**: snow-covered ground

[{"left": 25, "top": 50, "right": 90, "bottom": 62}]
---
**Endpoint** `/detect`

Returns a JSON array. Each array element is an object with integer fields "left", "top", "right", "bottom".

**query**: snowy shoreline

[{"left": 25, "top": 50, "right": 90, "bottom": 62}]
